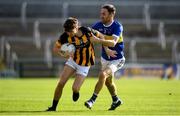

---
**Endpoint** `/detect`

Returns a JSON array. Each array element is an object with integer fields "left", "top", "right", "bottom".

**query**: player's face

[
  {"left": 68, "top": 23, "right": 79, "bottom": 37},
  {"left": 100, "top": 8, "right": 112, "bottom": 24}
]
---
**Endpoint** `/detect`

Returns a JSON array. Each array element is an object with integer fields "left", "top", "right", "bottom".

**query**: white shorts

[
  {"left": 65, "top": 58, "right": 90, "bottom": 77},
  {"left": 101, "top": 57, "right": 125, "bottom": 76}
]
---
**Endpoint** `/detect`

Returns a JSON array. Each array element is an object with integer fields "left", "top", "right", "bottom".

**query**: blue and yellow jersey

[{"left": 92, "top": 20, "right": 124, "bottom": 61}]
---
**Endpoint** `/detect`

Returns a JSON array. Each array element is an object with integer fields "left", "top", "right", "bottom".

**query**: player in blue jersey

[{"left": 85, "top": 4, "right": 125, "bottom": 110}]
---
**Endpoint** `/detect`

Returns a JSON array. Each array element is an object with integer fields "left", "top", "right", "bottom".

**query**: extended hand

[{"left": 105, "top": 48, "right": 117, "bottom": 58}]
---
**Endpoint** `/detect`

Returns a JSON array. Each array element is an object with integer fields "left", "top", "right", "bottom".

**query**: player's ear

[{"left": 109, "top": 13, "right": 114, "bottom": 17}]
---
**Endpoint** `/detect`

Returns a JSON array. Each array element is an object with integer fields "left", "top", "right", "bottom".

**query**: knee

[
  {"left": 97, "top": 72, "right": 106, "bottom": 84},
  {"left": 99, "top": 71, "right": 107, "bottom": 80},
  {"left": 105, "top": 79, "right": 111, "bottom": 86}
]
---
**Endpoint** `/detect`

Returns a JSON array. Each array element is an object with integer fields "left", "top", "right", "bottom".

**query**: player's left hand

[{"left": 105, "top": 48, "right": 117, "bottom": 58}]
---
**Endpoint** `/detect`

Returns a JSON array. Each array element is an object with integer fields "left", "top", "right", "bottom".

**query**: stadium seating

[
  {"left": 0, "top": 0, "right": 179, "bottom": 77},
  {"left": 1, "top": 0, "right": 180, "bottom": 36},
  {"left": 135, "top": 42, "right": 172, "bottom": 63}
]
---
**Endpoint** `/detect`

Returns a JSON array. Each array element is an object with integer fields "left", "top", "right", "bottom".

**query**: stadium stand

[{"left": 0, "top": 0, "right": 180, "bottom": 77}]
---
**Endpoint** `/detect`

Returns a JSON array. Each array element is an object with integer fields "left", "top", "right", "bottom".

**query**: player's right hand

[{"left": 58, "top": 50, "right": 74, "bottom": 59}]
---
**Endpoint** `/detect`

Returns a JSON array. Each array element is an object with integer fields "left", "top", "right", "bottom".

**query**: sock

[
  {"left": 90, "top": 93, "right": 98, "bottom": 102},
  {"left": 112, "top": 95, "right": 119, "bottom": 102},
  {"left": 73, "top": 92, "right": 79, "bottom": 102},
  {"left": 52, "top": 100, "right": 59, "bottom": 109}
]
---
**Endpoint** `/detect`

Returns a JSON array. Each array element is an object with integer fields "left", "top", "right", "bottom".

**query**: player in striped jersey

[{"left": 47, "top": 17, "right": 116, "bottom": 111}]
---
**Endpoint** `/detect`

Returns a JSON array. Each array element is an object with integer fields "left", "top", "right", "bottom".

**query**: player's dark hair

[
  {"left": 63, "top": 17, "right": 78, "bottom": 32},
  {"left": 102, "top": 4, "right": 116, "bottom": 15}
]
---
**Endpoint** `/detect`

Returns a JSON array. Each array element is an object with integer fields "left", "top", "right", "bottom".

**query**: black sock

[
  {"left": 52, "top": 100, "right": 59, "bottom": 109},
  {"left": 90, "top": 93, "right": 97, "bottom": 102},
  {"left": 112, "top": 95, "right": 119, "bottom": 102},
  {"left": 73, "top": 92, "right": 79, "bottom": 102}
]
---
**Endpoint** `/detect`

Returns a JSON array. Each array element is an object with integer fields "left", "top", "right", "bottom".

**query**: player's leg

[
  {"left": 92, "top": 58, "right": 110, "bottom": 95},
  {"left": 53, "top": 65, "right": 75, "bottom": 100},
  {"left": 84, "top": 58, "right": 109, "bottom": 109},
  {"left": 106, "top": 58, "right": 125, "bottom": 97},
  {"left": 72, "top": 64, "right": 90, "bottom": 102},
  {"left": 72, "top": 74, "right": 85, "bottom": 101},
  {"left": 105, "top": 76, "right": 117, "bottom": 96},
  {"left": 85, "top": 67, "right": 112, "bottom": 109},
  {"left": 47, "top": 60, "right": 76, "bottom": 111},
  {"left": 94, "top": 68, "right": 112, "bottom": 94},
  {"left": 106, "top": 59, "right": 125, "bottom": 110},
  {"left": 105, "top": 76, "right": 123, "bottom": 110}
]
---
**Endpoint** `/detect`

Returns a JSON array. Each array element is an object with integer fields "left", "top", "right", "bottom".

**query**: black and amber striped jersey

[{"left": 55, "top": 26, "right": 99, "bottom": 66}]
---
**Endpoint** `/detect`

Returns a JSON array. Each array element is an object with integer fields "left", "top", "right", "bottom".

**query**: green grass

[{"left": 0, "top": 77, "right": 180, "bottom": 115}]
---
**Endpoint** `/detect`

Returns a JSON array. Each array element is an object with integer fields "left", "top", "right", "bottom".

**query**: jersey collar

[{"left": 103, "top": 20, "right": 114, "bottom": 27}]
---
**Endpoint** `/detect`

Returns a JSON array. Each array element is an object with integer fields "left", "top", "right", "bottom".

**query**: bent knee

[
  {"left": 105, "top": 79, "right": 112, "bottom": 86},
  {"left": 99, "top": 71, "right": 108, "bottom": 79}
]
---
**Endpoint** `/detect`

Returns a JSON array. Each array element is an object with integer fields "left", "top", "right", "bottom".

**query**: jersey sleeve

[
  {"left": 113, "top": 24, "right": 123, "bottom": 37},
  {"left": 55, "top": 33, "right": 68, "bottom": 48},
  {"left": 92, "top": 22, "right": 99, "bottom": 30}
]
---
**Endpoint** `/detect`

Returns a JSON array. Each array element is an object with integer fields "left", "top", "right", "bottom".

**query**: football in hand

[{"left": 60, "top": 43, "right": 75, "bottom": 57}]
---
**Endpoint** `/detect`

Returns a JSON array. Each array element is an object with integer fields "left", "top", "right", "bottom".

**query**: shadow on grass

[
  {"left": 0, "top": 111, "right": 45, "bottom": 113},
  {"left": 0, "top": 110, "right": 88, "bottom": 114}
]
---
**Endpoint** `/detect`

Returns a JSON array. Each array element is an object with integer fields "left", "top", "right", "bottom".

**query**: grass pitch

[{"left": 0, "top": 77, "right": 180, "bottom": 115}]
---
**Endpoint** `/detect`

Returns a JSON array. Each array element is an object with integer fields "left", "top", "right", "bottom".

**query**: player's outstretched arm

[
  {"left": 88, "top": 28, "right": 118, "bottom": 57},
  {"left": 90, "top": 33, "right": 115, "bottom": 47}
]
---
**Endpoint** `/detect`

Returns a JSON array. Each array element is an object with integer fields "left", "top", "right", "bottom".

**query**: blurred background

[{"left": 0, "top": 0, "right": 179, "bottom": 79}]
